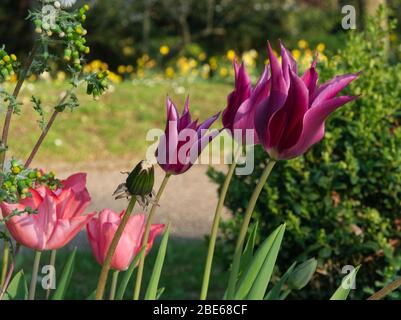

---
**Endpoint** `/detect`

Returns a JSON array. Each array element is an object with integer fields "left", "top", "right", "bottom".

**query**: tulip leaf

[
  {"left": 265, "top": 261, "right": 297, "bottom": 300},
  {"left": 86, "top": 289, "right": 96, "bottom": 300},
  {"left": 234, "top": 224, "right": 285, "bottom": 300},
  {"left": 239, "top": 221, "right": 259, "bottom": 277},
  {"left": 330, "top": 266, "right": 360, "bottom": 300},
  {"left": 246, "top": 224, "right": 285, "bottom": 299},
  {"left": 144, "top": 224, "right": 170, "bottom": 300},
  {"left": 156, "top": 287, "right": 165, "bottom": 300},
  {"left": 115, "top": 246, "right": 146, "bottom": 300},
  {"left": 3, "top": 269, "right": 28, "bottom": 300},
  {"left": 52, "top": 247, "right": 77, "bottom": 300}
]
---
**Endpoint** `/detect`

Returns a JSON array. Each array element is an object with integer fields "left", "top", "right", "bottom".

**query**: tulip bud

[
  {"left": 287, "top": 258, "right": 317, "bottom": 290},
  {"left": 126, "top": 160, "right": 155, "bottom": 197}
]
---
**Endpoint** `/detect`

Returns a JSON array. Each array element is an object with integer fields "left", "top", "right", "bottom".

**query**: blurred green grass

[
  {"left": 15, "top": 237, "right": 227, "bottom": 300},
  {"left": 5, "top": 80, "right": 230, "bottom": 163}
]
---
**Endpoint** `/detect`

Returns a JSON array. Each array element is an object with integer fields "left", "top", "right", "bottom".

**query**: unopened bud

[{"left": 126, "top": 160, "right": 155, "bottom": 197}]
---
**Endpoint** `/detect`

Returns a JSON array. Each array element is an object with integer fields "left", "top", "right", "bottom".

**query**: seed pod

[{"left": 126, "top": 160, "right": 155, "bottom": 197}]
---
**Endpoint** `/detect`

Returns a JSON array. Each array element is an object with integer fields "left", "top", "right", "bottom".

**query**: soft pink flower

[
  {"left": 254, "top": 42, "right": 359, "bottom": 160},
  {"left": 86, "top": 209, "right": 164, "bottom": 271},
  {"left": 1, "top": 173, "right": 93, "bottom": 251}
]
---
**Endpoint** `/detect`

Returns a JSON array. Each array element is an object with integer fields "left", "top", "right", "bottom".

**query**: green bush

[{"left": 209, "top": 9, "right": 401, "bottom": 299}]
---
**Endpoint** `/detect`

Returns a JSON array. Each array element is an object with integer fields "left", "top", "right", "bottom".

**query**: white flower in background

[{"left": 59, "top": 0, "right": 77, "bottom": 8}]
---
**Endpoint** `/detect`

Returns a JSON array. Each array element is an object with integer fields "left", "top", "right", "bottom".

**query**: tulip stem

[
  {"left": 133, "top": 173, "right": 171, "bottom": 300},
  {"left": 109, "top": 270, "right": 119, "bottom": 300},
  {"left": 200, "top": 145, "right": 242, "bottom": 300},
  {"left": 45, "top": 250, "right": 57, "bottom": 300},
  {"left": 28, "top": 250, "right": 42, "bottom": 300},
  {"left": 368, "top": 277, "right": 401, "bottom": 300},
  {"left": 226, "top": 159, "right": 276, "bottom": 299},
  {"left": 95, "top": 197, "right": 137, "bottom": 300},
  {"left": 0, "top": 238, "right": 9, "bottom": 289},
  {"left": 0, "top": 243, "right": 21, "bottom": 300}
]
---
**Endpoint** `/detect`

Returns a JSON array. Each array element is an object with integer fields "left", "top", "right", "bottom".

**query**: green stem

[
  {"left": 28, "top": 250, "right": 42, "bottom": 300},
  {"left": 200, "top": 146, "right": 242, "bottom": 300},
  {"left": 95, "top": 197, "right": 137, "bottom": 300},
  {"left": 109, "top": 270, "right": 119, "bottom": 300},
  {"left": 0, "top": 238, "right": 9, "bottom": 289},
  {"left": 133, "top": 173, "right": 171, "bottom": 300},
  {"left": 226, "top": 159, "right": 276, "bottom": 299},
  {"left": 45, "top": 250, "right": 57, "bottom": 300},
  {"left": 368, "top": 277, "right": 401, "bottom": 300}
]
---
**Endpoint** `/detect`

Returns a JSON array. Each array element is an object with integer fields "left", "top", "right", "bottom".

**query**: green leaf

[
  {"left": 239, "top": 221, "right": 259, "bottom": 277},
  {"left": 265, "top": 262, "right": 297, "bottom": 300},
  {"left": 52, "top": 247, "right": 77, "bottom": 300},
  {"left": 330, "top": 266, "right": 360, "bottom": 300},
  {"left": 156, "top": 287, "right": 165, "bottom": 300},
  {"left": 247, "top": 224, "right": 286, "bottom": 299},
  {"left": 234, "top": 224, "right": 285, "bottom": 300},
  {"left": 144, "top": 224, "right": 170, "bottom": 300},
  {"left": 115, "top": 246, "right": 145, "bottom": 300},
  {"left": 86, "top": 289, "right": 96, "bottom": 300},
  {"left": 3, "top": 270, "right": 28, "bottom": 300},
  {"left": 287, "top": 258, "right": 317, "bottom": 290}
]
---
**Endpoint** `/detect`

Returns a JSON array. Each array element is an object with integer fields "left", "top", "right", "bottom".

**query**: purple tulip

[
  {"left": 222, "top": 59, "right": 270, "bottom": 144},
  {"left": 156, "top": 96, "right": 220, "bottom": 175},
  {"left": 254, "top": 42, "right": 359, "bottom": 160}
]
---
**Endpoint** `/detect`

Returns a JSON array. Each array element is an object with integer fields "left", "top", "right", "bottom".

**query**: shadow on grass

[{"left": 12, "top": 237, "right": 227, "bottom": 300}]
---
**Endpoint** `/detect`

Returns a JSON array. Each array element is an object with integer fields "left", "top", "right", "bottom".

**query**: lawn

[{"left": 5, "top": 79, "right": 231, "bottom": 163}]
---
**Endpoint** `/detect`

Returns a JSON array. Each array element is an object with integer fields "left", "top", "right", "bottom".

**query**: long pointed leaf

[
  {"left": 234, "top": 224, "right": 284, "bottom": 299},
  {"left": 115, "top": 247, "right": 145, "bottom": 300},
  {"left": 3, "top": 270, "right": 28, "bottom": 300},
  {"left": 330, "top": 266, "right": 360, "bottom": 300},
  {"left": 144, "top": 224, "right": 170, "bottom": 300},
  {"left": 239, "top": 221, "right": 259, "bottom": 277},
  {"left": 52, "top": 247, "right": 77, "bottom": 300},
  {"left": 247, "top": 224, "right": 285, "bottom": 299},
  {"left": 265, "top": 262, "right": 297, "bottom": 300}
]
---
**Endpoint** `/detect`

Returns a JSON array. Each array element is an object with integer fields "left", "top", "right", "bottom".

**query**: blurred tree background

[{"left": 1, "top": 0, "right": 400, "bottom": 71}]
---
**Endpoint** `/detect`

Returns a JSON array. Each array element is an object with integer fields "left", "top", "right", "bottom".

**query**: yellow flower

[
  {"left": 209, "top": 57, "right": 218, "bottom": 70},
  {"left": 126, "top": 65, "right": 134, "bottom": 73},
  {"left": 165, "top": 67, "right": 175, "bottom": 78},
  {"left": 298, "top": 39, "right": 308, "bottom": 49},
  {"left": 291, "top": 49, "right": 301, "bottom": 60},
  {"left": 219, "top": 67, "right": 228, "bottom": 77},
  {"left": 226, "top": 50, "right": 236, "bottom": 61},
  {"left": 56, "top": 71, "right": 66, "bottom": 82},
  {"left": 316, "top": 43, "right": 326, "bottom": 52},
  {"left": 198, "top": 52, "right": 207, "bottom": 61},
  {"left": 160, "top": 45, "right": 170, "bottom": 56},
  {"left": 123, "top": 46, "right": 134, "bottom": 56},
  {"left": 117, "top": 65, "right": 126, "bottom": 74}
]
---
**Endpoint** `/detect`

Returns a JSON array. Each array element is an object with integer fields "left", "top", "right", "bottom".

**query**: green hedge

[{"left": 208, "top": 9, "right": 401, "bottom": 299}]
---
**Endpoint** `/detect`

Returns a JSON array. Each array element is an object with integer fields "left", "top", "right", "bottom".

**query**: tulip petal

[
  {"left": 312, "top": 73, "right": 359, "bottom": 107},
  {"left": 281, "top": 95, "right": 358, "bottom": 159},
  {"left": 301, "top": 58, "right": 318, "bottom": 100},
  {"left": 145, "top": 224, "right": 165, "bottom": 254},
  {"left": 56, "top": 188, "right": 91, "bottom": 219},
  {"left": 62, "top": 173, "right": 87, "bottom": 193}
]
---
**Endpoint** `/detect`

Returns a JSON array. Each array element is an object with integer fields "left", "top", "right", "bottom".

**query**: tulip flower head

[
  {"left": 222, "top": 58, "right": 270, "bottom": 145},
  {"left": 156, "top": 96, "right": 220, "bottom": 175},
  {"left": 86, "top": 209, "right": 164, "bottom": 271},
  {"left": 254, "top": 42, "right": 359, "bottom": 160},
  {"left": 1, "top": 173, "right": 93, "bottom": 251}
]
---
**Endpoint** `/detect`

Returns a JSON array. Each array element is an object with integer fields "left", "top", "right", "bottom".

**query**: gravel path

[{"left": 30, "top": 160, "right": 231, "bottom": 239}]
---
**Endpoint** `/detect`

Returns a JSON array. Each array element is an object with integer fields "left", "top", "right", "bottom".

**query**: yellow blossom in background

[
  {"left": 165, "top": 67, "right": 175, "bottom": 78},
  {"left": 298, "top": 39, "right": 308, "bottom": 49},
  {"left": 209, "top": 57, "right": 218, "bottom": 70},
  {"left": 291, "top": 49, "right": 301, "bottom": 60},
  {"left": 226, "top": 50, "right": 235, "bottom": 61},
  {"left": 198, "top": 52, "right": 207, "bottom": 61},
  {"left": 146, "top": 59, "right": 156, "bottom": 69},
  {"left": 10, "top": 74, "right": 17, "bottom": 83},
  {"left": 316, "top": 43, "right": 326, "bottom": 52},
  {"left": 201, "top": 64, "right": 210, "bottom": 79},
  {"left": 160, "top": 45, "right": 170, "bottom": 56},
  {"left": 108, "top": 71, "right": 122, "bottom": 84},
  {"left": 122, "top": 46, "right": 134, "bottom": 56},
  {"left": 126, "top": 65, "right": 134, "bottom": 73},
  {"left": 56, "top": 71, "right": 66, "bottom": 82},
  {"left": 117, "top": 65, "right": 127, "bottom": 74},
  {"left": 390, "top": 33, "right": 397, "bottom": 42},
  {"left": 219, "top": 67, "right": 228, "bottom": 77}
]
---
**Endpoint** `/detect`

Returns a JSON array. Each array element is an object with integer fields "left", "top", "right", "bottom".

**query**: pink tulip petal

[
  {"left": 56, "top": 188, "right": 91, "bottom": 219},
  {"left": 301, "top": 58, "right": 318, "bottom": 100},
  {"left": 145, "top": 224, "right": 165, "bottom": 254},
  {"left": 280, "top": 95, "right": 358, "bottom": 159},
  {"left": 62, "top": 173, "right": 87, "bottom": 193}
]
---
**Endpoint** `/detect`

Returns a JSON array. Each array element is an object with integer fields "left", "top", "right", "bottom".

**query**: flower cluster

[{"left": 0, "top": 48, "right": 18, "bottom": 82}]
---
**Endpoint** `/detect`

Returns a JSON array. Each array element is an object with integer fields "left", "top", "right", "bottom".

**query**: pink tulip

[
  {"left": 86, "top": 209, "right": 164, "bottom": 271},
  {"left": 0, "top": 173, "right": 93, "bottom": 251},
  {"left": 156, "top": 96, "right": 220, "bottom": 175},
  {"left": 254, "top": 42, "right": 359, "bottom": 160},
  {"left": 222, "top": 59, "right": 270, "bottom": 144}
]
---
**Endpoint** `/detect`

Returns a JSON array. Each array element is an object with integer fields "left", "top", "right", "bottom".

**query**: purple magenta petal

[{"left": 301, "top": 58, "right": 318, "bottom": 101}]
